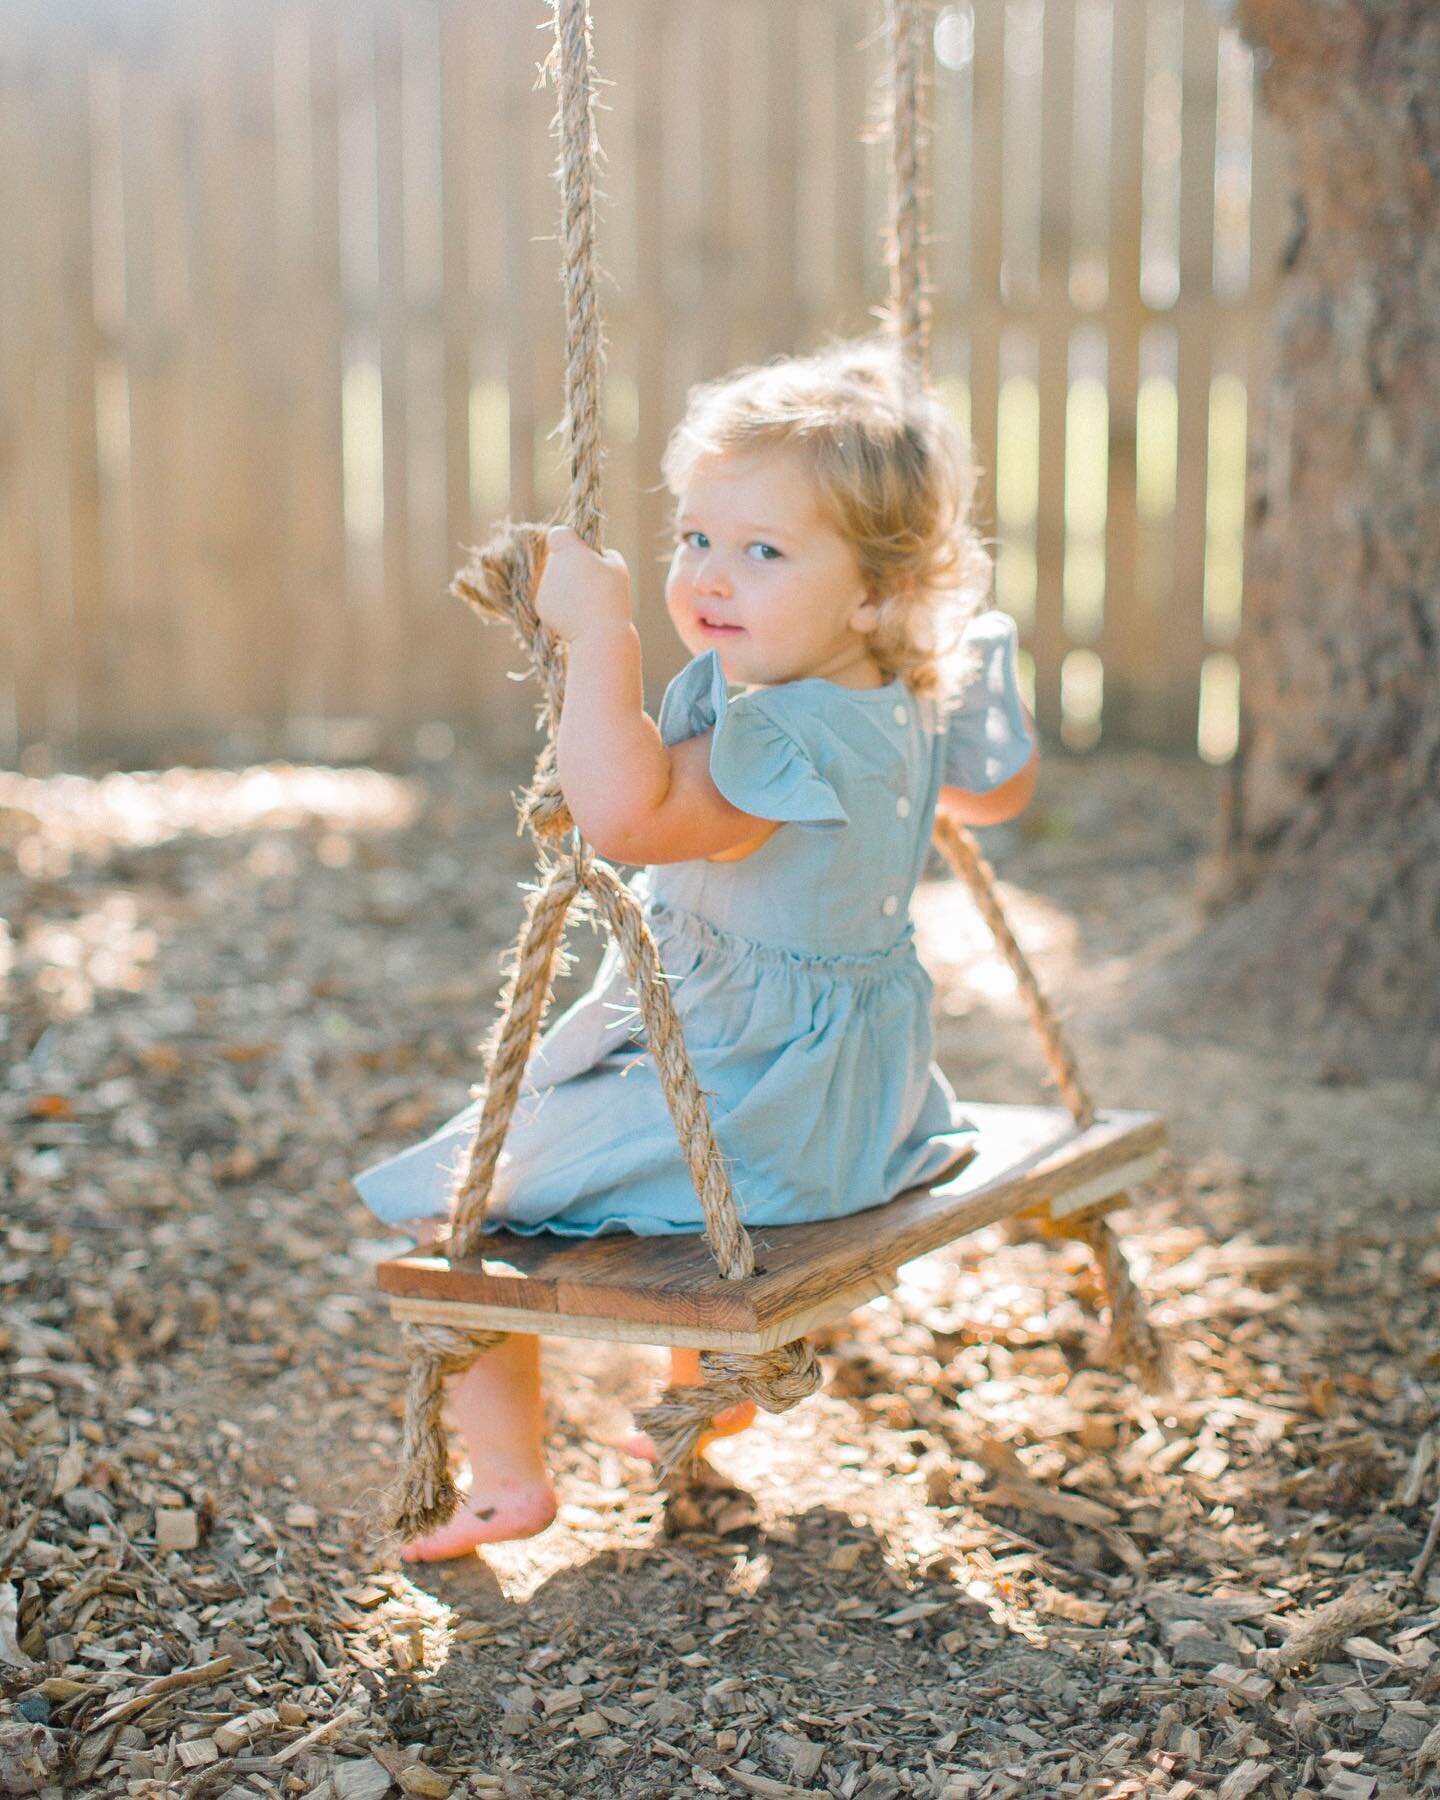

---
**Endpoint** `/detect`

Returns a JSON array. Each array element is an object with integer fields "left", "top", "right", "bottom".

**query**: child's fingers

[{"left": 545, "top": 524, "right": 627, "bottom": 573}]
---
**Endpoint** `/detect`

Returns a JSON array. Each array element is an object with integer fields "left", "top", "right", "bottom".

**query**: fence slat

[
  {"left": 1099, "top": 0, "right": 1151, "bottom": 744},
  {"left": 437, "top": 0, "right": 479, "bottom": 726},
  {"left": 119, "top": 36, "right": 186, "bottom": 753},
  {"left": 57, "top": 20, "right": 106, "bottom": 762},
  {"left": 373, "top": 0, "right": 411, "bottom": 735},
  {"left": 1168, "top": 0, "right": 1219, "bottom": 751},
  {"left": 278, "top": 0, "right": 348, "bottom": 744},
  {"left": 0, "top": 19, "right": 47, "bottom": 759},
  {"left": 1033, "top": 0, "right": 1078, "bottom": 734}
]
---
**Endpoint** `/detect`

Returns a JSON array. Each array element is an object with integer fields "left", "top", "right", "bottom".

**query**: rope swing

[{"left": 386, "top": 0, "right": 1163, "bottom": 1544}]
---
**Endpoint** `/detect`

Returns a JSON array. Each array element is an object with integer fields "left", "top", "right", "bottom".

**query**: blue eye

[
  {"left": 749, "top": 543, "right": 782, "bottom": 561},
  {"left": 679, "top": 529, "right": 708, "bottom": 549}
]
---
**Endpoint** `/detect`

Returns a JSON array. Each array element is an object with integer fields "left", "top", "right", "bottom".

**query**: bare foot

[
  {"left": 620, "top": 1398, "right": 757, "bottom": 1463},
  {"left": 399, "top": 1479, "right": 557, "bottom": 1562}
]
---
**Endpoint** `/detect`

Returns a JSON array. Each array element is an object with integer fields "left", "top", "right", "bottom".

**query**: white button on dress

[
  {"left": 881, "top": 895, "right": 899, "bottom": 917},
  {"left": 892, "top": 704, "right": 908, "bottom": 727},
  {"left": 895, "top": 796, "right": 911, "bottom": 818}
]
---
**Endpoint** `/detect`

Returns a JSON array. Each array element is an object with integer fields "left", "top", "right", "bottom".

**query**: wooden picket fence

[{"left": 0, "top": 0, "right": 1287, "bottom": 768}]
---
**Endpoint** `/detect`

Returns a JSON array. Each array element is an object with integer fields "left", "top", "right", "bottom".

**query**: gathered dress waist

[{"left": 644, "top": 890, "right": 921, "bottom": 985}]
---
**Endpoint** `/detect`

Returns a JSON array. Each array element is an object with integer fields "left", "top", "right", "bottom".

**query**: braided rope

[
  {"left": 887, "top": 0, "right": 931, "bottom": 384},
  {"left": 886, "top": 3, "right": 1163, "bottom": 1382},
  {"left": 453, "top": 523, "right": 572, "bottom": 839},
  {"left": 931, "top": 813, "right": 1095, "bottom": 1130},
  {"left": 391, "top": 1323, "right": 508, "bottom": 1543},
  {"left": 548, "top": 0, "right": 606, "bottom": 551},
  {"left": 635, "top": 1343, "right": 823, "bottom": 1474},
  {"left": 583, "top": 863, "right": 753, "bottom": 1281},
  {"left": 448, "top": 856, "right": 583, "bottom": 1259},
  {"left": 1034, "top": 1212, "right": 1172, "bottom": 1390}
]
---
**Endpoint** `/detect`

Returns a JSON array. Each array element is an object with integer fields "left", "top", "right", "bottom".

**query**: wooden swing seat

[{"left": 376, "top": 1102, "right": 1164, "bottom": 1352}]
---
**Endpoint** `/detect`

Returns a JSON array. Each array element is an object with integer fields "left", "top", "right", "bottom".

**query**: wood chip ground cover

[{"left": 2, "top": 751, "right": 1438, "bottom": 1799}]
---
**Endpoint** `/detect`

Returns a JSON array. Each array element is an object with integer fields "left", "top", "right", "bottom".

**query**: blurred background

[{"left": 0, "top": 0, "right": 1286, "bottom": 772}]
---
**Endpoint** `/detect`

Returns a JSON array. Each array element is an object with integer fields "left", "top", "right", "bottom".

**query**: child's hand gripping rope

[{"left": 535, "top": 524, "right": 633, "bottom": 645}]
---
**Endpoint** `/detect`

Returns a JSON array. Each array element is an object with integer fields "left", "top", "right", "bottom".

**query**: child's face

[{"left": 665, "top": 449, "right": 882, "bottom": 687}]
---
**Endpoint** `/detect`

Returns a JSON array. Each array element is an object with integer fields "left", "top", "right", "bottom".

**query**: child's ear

[{"left": 852, "top": 575, "right": 910, "bottom": 633}]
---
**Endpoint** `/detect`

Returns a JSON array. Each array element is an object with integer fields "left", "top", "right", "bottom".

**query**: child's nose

[{"left": 695, "top": 553, "right": 732, "bottom": 596}]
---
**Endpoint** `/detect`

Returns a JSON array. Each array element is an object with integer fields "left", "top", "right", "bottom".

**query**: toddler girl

[{"left": 354, "top": 338, "right": 1038, "bottom": 1560}]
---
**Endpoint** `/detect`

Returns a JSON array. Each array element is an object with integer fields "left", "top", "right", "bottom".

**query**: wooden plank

[
  {"left": 277, "top": 0, "right": 348, "bottom": 742},
  {"left": 828, "top": 0, "right": 868, "bottom": 337},
  {"left": 376, "top": 1102, "right": 1165, "bottom": 1343},
  {"left": 398, "top": 0, "right": 461, "bottom": 732},
  {"left": 374, "top": 0, "right": 410, "bottom": 739},
  {"left": 57, "top": 13, "right": 105, "bottom": 761},
  {"left": 762, "top": 3, "right": 800, "bottom": 358},
  {"left": 85, "top": 47, "right": 141, "bottom": 758},
  {"left": 0, "top": 15, "right": 47, "bottom": 759},
  {"left": 1167, "top": 0, "right": 1219, "bottom": 751},
  {"left": 119, "top": 23, "right": 189, "bottom": 755},
  {"left": 183, "top": 0, "right": 279, "bottom": 751},
  {"left": 437, "top": 0, "right": 476, "bottom": 726},
  {"left": 1031, "top": 0, "right": 1077, "bottom": 728},
  {"left": 966, "top": 0, "right": 1004, "bottom": 626},
  {"left": 456, "top": 0, "right": 524, "bottom": 747},
  {"left": 234, "top": 0, "right": 286, "bottom": 747},
  {"left": 388, "top": 1270, "right": 900, "bottom": 1354},
  {"left": 1097, "top": 0, "right": 1149, "bottom": 742},
  {"left": 723, "top": 0, "right": 770, "bottom": 367},
  {"left": 20, "top": 36, "right": 81, "bottom": 759},
  {"left": 633, "top": 0, "right": 667, "bottom": 649},
  {"left": 334, "top": 1, "right": 384, "bottom": 723}
]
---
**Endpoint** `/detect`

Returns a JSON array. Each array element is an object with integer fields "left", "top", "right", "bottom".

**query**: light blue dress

[{"left": 353, "top": 612, "right": 1034, "bottom": 1236}]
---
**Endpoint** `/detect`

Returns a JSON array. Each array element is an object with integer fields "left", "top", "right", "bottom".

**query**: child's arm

[
  {"left": 935, "top": 729, "right": 1039, "bottom": 827},
  {"left": 536, "top": 527, "right": 779, "bottom": 865}
]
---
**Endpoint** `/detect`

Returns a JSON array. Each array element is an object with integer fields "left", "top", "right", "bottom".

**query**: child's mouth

[{"left": 698, "top": 618, "right": 744, "bottom": 635}]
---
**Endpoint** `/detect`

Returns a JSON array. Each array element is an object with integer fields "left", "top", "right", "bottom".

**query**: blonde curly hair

[{"left": 660, "top": 336, "right": 993, "bottom": 698}]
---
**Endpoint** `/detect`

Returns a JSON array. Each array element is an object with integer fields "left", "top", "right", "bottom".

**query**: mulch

[{"left": 2, "top": 749, "right": 1438, "bottom": 1800}]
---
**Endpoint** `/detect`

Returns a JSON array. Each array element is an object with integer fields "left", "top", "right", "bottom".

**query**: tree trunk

[{"left": 1204, "top": 0, "right": 1440, "bottom": 1078}]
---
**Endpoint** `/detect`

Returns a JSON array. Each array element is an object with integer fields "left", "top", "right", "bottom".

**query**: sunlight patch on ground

[
  {"left": 2, "top": 761, "right": 421, "bottom": 1019},
  {"left": 374, "top": 1579, "right": 457, "bottom": 1677},
  {"left": 0, "top": 762, "right": 419, "bottom": 875},
  {"left": 910, "top": 875, "right": 1083, "bottom": 1017}
]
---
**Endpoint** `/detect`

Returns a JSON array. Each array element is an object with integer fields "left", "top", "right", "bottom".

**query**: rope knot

[
  {"left": 451, "top": 520, "right": 551, "bottom": 643},
  {"left": 452, "top": 521, "right": 575, "bottom": 840},
  {"left": 634, "top": 1339, "right": 824, "bottom": 1478}
]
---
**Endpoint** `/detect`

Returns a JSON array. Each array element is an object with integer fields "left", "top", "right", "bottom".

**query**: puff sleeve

[
  {"left": 940, "top": 611, "right": 1036, "bottom": 793},
  {"left": 656, "top": 650, "right": 850, "bottom": 827}
]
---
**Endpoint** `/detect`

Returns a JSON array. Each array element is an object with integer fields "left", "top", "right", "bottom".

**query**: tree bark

[{"left": 1203, "top": 0, "right": 1440, "bottom": 1077}]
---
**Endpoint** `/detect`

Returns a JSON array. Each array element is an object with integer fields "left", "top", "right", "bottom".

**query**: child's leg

[
  {"left": 398, "top": 1221, "right": 556, "bottom": 1561},
  {"left": 399, "top": 1331, "right": 557, "bottom": 1561},
  {"left": 621, "top": 1346, "right": 757, "bottom": 1462}
]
